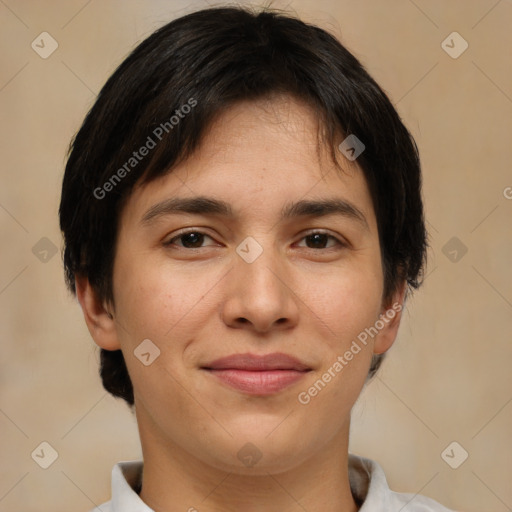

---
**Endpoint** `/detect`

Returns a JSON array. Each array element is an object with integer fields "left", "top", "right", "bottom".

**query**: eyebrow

[{"left": 140, "top": 195, "right": 369, "bottom": 231}]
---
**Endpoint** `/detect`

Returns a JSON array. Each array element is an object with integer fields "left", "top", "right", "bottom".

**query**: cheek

[
  {"left": 112, "top": 258, "right": 229, "bottom": 387},
  {"left": 113, "top": 255, "right": 201, "bottom": 339},
  {"left": 113, "top": 264, "right": 202, "bottom": 412},
  {"left": 305, "top": 260, "right": 383, "bottom": 348},
  {"left": 295, "top": 273, "right": 380, "bottom": 431}
]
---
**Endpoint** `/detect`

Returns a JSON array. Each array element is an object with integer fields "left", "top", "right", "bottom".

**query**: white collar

[{"left": 96, "top": 453, "right": 453, "bottom": 511}]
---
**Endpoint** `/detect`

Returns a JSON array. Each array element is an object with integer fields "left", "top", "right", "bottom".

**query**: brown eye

[
  {"left": 165, "top": 231, "right": 215, "bottom": 249},
  {"left": 296, "top": 231, "right": 344, "bottom": 250}
]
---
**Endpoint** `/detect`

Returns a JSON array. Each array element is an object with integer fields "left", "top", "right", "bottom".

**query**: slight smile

[{"left": 201, "top": 352, "right": 312, "bottom": 395}]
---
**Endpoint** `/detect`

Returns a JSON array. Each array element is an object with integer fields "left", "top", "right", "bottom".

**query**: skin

[{"left": 76, "top": 95, "right": 406, "bottom": 512}]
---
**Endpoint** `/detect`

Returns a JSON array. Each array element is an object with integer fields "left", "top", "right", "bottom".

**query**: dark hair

[{"left": 59, "top": 5, "right": 427, "bottom": 408}]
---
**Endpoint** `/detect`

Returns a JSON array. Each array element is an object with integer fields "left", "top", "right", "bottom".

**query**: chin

[{"left": 202, "top": 427, "right": 314, "bottom": 475}]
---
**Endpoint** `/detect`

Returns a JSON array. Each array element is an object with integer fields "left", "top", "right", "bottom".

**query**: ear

[
  {"left": 373, "top": 281, "right": 407, "bottom": 355},
  {"left": 75, "top": 274, "right": 121, "bottom": 351}
]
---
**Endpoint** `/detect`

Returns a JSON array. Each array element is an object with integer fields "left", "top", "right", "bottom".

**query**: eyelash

[{"left": 164, "top": 229, "right": 346, "bottom": 251}]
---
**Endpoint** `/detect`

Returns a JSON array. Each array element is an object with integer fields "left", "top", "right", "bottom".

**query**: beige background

[{"left": 1, "top": 0, "right": 511, "bottom": 511}]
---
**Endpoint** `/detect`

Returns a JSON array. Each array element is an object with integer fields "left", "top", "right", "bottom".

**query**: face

[{"left": 87, "top": 95, "right": 403, "bottom": 475}]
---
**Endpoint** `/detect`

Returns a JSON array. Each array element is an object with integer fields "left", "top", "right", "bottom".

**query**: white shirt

[{"left": 90, "top": 454, "right": 455, "bottom": 511}]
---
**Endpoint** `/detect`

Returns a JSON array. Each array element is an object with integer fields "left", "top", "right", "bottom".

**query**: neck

[{"left": 137, "top": 413, "right": 359, "bottom": 512}]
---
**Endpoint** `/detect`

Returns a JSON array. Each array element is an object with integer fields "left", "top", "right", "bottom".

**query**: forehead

[{"left": 121, "top": 96, "right": 376, "bottom": 231}]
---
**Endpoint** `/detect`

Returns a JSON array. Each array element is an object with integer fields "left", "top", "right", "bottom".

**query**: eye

[
  {"left": 164, "top": 229, "right": 346, "bottom": 250},
  {"left": 164, "top": 230, "right": 217, "bottom": 249},
  {"left": 295, "top": 231, "right": 345, "bottom": 250}
]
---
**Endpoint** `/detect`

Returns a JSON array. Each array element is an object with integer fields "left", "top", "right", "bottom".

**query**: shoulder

[
  {"left": 385, "top": 490, "right": 456, "bottom": 511},
  {"left": 89, "top": 460, "right": 147, "bottom": 511},
  {"left": 348, "top": 454, "right": 456, "bottom": 511},
  {"left": 88, "top": 502, "right": 112, "bottom": 512}
]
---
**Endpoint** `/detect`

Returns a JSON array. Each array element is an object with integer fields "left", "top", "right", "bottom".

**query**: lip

[
  {"left": 205, "top": 369, "right": 309, "bottom": 395},
  {"left": 202, "top": 352, "right": 311, "bottom": 371},
  {"left": 201, "top": 353, "right": 311, "bottom": 395}
]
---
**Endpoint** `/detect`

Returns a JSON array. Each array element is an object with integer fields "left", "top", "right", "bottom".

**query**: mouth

[{"left": 201, "top": 352, "right": 312, "bottom": 395}]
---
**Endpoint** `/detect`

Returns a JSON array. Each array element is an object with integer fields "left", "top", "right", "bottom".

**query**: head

[{"left": 59, "top": 5, "right": 426, "bottom": 472}]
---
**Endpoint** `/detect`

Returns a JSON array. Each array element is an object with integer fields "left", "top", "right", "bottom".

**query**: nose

[{"left": 221, "top": 240, "right": 300, "bottom": 333}]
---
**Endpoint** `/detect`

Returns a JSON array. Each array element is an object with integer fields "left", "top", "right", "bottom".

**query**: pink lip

[
  {"left": 203, "top": 352, "right": 310, "bottom": 371},
  {"left": 201, "top": 353, "right": 311, "bottom": 395},
  {"left": 205, "top": 369, "right": 308, "bottom": 395}
]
